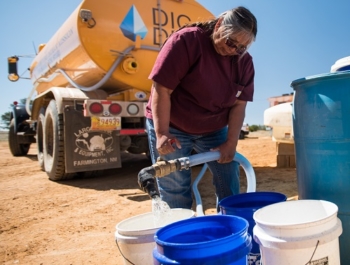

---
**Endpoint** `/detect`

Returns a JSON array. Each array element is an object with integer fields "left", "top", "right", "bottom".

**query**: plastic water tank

[
  {"left": 330, "top": 56, "right": 350, "bottom": 72},
  {"left": 264, "top": 102, "right": 293, "bottom": 142},
  {"left": 291, "top": 70, "right": 350, "bottom": 264}
]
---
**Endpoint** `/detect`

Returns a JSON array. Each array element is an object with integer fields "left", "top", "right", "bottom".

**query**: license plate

[{"left": 91, "top": 116, "right": 121, "bottom": 130}]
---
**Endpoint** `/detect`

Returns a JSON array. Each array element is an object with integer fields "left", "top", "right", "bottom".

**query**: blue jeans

[{"left": 146, "top": 119, "right": 240, "bottom": 209}]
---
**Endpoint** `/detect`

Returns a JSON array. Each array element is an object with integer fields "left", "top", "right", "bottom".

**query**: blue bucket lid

[
  {"left": 154, "top": 215, "right": 251, "bottom": 263},
  {"left": 219, "top": 192, "right": 287, "bottom": 212}
]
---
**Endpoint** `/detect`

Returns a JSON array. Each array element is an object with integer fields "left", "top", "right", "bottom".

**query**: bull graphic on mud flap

[
  {"left": 74, "top": 130, "right": 114, "bottom": 155},
  {"left": 68, "top": 127, "right": 121, "bottom": 171}
]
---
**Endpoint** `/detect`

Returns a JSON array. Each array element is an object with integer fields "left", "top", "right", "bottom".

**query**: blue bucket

[
  {"left": 153, "top": 215, "right": 251, "bottom": 265},
  {"left": 219, "top": 191, "right": 287, "bottom": 263},
  {"left": 291, "top": 70, "right": 350, "bottom": 265}
]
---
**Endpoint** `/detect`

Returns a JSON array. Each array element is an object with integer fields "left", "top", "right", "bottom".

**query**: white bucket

[
  {"left": 115, "top": 208, "right": 195, "bottom": 265},
  {"left": 253, "top": 200, "right": 342, "bottom": 265}
]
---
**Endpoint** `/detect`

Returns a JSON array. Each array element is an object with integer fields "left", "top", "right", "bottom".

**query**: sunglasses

[{"left": 225, "top": 37, "right": 247, "bottom": 55}]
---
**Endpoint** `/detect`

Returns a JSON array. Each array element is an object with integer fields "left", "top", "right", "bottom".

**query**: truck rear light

[
  {"left": 127, "top": 104, "right": 139, "bottom": 115},
  {"left": 109, "top": 103, "right": 122, "bottom": 115},
  {"left": 84, "top": 100, "right": 145, "bottom": 117},
  {"left": 89, "top": 102, "right": 103, "bottom": 114}
]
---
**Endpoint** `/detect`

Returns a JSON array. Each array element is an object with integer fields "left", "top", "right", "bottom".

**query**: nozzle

[
  {"left": 137, "top": 157, "right": 190, "bottom": 199},
  {"left": 137, "top": 166, "right": 159, "bottom": 199}
]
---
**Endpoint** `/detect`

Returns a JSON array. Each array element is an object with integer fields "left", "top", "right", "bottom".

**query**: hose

[
  {"left": 138, "top": 151, "right": 256, "bottom": 216},
  {"left": 191, "top": 151, "right": 256, "bottom": 216},
  {"left": 34, "top": 45, "right": 160, "bottom": 92},
  {"left": 189, "top": 151, "right": 256, "bottom": 192},
  {"left": 192, "top": 163, "right": 208, "bottom": 216}
]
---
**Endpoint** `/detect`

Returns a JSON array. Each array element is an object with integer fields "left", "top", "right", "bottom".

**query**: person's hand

[
  {"left": 156, "top": 134, "right": 181, "bottom": 155},
  {"left": 211, "top": 141, "right": 236, "bottom": 164}
]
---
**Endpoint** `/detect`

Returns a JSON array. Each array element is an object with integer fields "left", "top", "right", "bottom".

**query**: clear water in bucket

[{"left": 152, "top": 196, "right": 173, "bottom": 227}]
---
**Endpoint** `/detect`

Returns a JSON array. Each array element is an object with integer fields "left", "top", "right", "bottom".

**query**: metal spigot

[
  {"left": 137, "top": 157, "right": 191, "bottom": 198},
  {"left": 137, "top": 166, "right": 159, "bottom": 199}
]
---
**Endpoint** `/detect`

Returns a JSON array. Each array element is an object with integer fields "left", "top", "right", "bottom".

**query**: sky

[{"left": 0, "top": 0, "right": 349, "bottom": 127}]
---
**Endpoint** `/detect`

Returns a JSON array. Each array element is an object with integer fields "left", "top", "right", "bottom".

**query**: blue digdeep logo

[{"left": 120, "top": 5, "right": 148, "bottom": 41}]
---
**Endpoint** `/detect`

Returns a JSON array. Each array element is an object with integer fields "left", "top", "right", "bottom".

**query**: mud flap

[{"left": 64, "top": 106, "right": 121, "bottom": 173}]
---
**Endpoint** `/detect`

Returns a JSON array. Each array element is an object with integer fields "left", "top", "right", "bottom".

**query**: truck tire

[
  {"left": 239, "top": 131, "right": 245, "bottom": 140},
  {"left": 36, "top": 108, "right": 45, "bottom": 171},
  {"left": 43, "top": 100, "right": 74, "bottom": 181},
  {"left": 8, "top": 119, "right": 30, "bottom": 156},
  {"left": 127, "top": 135, "right": 149, "bottom": 154}
]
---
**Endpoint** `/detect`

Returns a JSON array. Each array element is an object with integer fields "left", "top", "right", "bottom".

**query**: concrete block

[
  {"left": 276, "top": 142, "right": 295, "bottom": 155},
  {"left": 277, "top": 154, "right": 296, "bottom": 168}
]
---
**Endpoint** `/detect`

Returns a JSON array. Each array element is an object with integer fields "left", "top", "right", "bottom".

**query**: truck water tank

[
  {"left": 29, "top": 0, "right": 213, "bottom": 95},
  {"left": 264, "top": 102, "right": 293, "bottom": 142}
]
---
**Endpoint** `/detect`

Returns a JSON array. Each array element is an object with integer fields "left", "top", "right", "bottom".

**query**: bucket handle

[
  {"left": 116, "top": 240, "right": 136, "bottom": 265},
  {"left": 305, "top": 240, "right": 319, "bottom": 265}
]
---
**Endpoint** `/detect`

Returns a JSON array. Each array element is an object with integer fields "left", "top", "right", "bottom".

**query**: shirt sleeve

[
  {"left": 237, "top": 54, "right": 255, "bottom": 102},
  {"left": 148, "top": 29, "right": 200, "bottom": 90}
]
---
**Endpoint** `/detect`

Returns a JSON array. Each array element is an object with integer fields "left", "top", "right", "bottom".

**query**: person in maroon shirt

[{"left": 145, "top": 6, "right": 257, "bottom": 209}]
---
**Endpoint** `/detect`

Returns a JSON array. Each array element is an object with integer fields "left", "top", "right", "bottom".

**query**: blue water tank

[{"left": 291, "top": 70, "right": 350, "bottom": 265}]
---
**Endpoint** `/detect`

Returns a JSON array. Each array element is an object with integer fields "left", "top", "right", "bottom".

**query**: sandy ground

[{"left": 0, "top": 131, "right": 297, "bottom": 265}]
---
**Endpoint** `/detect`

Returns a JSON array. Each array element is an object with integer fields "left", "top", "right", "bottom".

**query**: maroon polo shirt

[{"left": 146, "top": 27, "right": 255, "bottom": 135}]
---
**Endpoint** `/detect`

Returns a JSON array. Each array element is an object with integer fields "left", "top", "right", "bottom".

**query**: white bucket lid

[
  {"left": 116, "top": 208, "right": 195, "bottom": 236},
  {"left": 252, "top": 200, "right": 342, "bottom": 250},
  {"left": 330, "top": 56, "right": 350, "bottom": 72},
  {"left": 253, "top": 200, "right": 338, "bottom": 227}
]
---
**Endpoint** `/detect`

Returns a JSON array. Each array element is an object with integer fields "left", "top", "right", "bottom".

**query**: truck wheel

[
  {"left": 239, "top": 131, "right": 245, "bottom": 140},
  {"left": 8, "top": 119, "right": 30, "bottom": 156},
  {"left": 36, "top": 108, "right": 45, "bottom": 171},
  {"left": 127, "top": 136, "right": 149, "bottom": 154},
  {"left": 43, "top": 100, "right": 74, "bottom": 181}
]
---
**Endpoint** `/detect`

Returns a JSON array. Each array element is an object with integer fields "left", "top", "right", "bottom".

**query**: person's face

[{"left": 213, "top": 18, "right": 252, "bottom": 57}]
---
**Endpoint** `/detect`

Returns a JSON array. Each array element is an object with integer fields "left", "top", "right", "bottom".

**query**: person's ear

[{"left": 214, "top": 17, "right": 223, "bottom": 32}]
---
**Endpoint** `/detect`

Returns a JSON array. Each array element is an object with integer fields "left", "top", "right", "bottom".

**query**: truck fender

[
  {"left": 31, "top": 87, "right": 108, "bottom": 119},
  {"left": 11, "top": 104, "right": 30, "bottom": 134}
]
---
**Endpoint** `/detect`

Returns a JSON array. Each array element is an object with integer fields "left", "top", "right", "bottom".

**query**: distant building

[{"left": 267, "top": 92, "right": 294, "bottom": 107}]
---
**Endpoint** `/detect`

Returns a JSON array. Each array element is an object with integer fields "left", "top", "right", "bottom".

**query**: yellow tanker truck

[{"left": 7, "top": 0, "right": 213, "bottom": 180}]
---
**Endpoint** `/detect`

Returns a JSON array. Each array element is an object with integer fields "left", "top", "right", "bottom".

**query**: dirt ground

[{"left": 0, "top": 131, "right": 297, "bottom": 265}]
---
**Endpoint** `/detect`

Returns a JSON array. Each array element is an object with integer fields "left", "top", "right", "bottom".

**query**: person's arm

[
  {"left": 151, "top": 82, "right": 181, "bottom": 155},
  {"left": 212, "top": 99, "right": 247, "bottom": 163}
]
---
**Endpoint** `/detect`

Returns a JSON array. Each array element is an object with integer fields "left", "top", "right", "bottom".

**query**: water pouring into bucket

[
  {"left": 137, "top": 160, "right": 175, "bottom": 226},
  {"left": 152, "top": 196, "right": 173, "bottom": 227}
]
